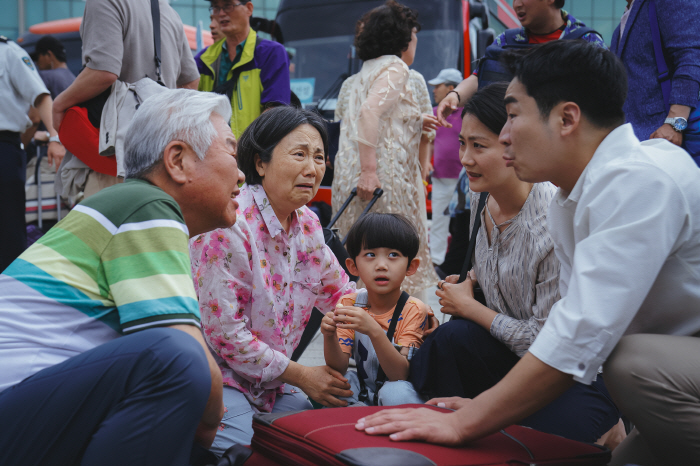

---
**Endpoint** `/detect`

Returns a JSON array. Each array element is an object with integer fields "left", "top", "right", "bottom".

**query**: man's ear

[
  {"left": 162, "top": 140, "right": 189, "bottom": 185},
  {"left": 345, "top": 257, "right": 359, "bottom": 277},
  {"left": 405, "top": 257, "right": 420, "bottom": 276},
  {"left": 558, "top": 102, "right": 581, "bottom": 138}
]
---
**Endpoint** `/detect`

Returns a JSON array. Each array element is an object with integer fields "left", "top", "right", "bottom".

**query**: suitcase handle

[
  {"left": 326, "top": 188, "right": 357, "bottom": 230},
  {"left": 341, "top": 188, "right": 383, "bottom": 246}
]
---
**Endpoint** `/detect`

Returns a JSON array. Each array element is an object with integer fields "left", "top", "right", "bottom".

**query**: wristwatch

[
  {"left": 665, "top": 117, "right": 688, "bottom": 132},
  {"left": 48, "top": 135, "right": 61, "bottom": 144}
]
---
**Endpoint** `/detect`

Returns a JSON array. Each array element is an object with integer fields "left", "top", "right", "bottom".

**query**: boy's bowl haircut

[{"left": 345, "top": 213, "right": 420, "bottom": 263}]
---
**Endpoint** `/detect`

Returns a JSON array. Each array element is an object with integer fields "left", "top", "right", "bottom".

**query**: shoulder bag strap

[
  {"left": 562, "top": 26, "right": 598, "bottom": 41},
  {"left": 459, "top": 192, "right": 488, "bottom": 283},
  {"left": 370, "top": 291, "right": 410, "bottom": 404},
  {"left": 212, "top": 35, "right": 261, "bottom": 100},
  {"left": 648, "top": 0, "right": 671, "bottom": 113},
  {"left": 503, "top": 28, "right": 522, "bottom": 46},
  {"left": 150, "top": 0, "right": 163, "bottom": 84}
]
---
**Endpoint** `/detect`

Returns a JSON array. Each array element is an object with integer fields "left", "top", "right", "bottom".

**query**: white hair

[{"left": 124, "top": 89, "right": 232, "bottom": 179}]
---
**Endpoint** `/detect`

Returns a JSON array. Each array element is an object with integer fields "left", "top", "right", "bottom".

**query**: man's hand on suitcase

[
  {"left": 355, "top": 406, "right": 466, "bottom": 445},
  {"left": 426, "top": 396, "right": 471, "bottom": 410}
]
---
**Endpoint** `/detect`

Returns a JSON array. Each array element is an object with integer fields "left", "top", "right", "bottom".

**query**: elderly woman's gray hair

[{"left": 124, "top": 89, "right": 232, "bottom": 179}]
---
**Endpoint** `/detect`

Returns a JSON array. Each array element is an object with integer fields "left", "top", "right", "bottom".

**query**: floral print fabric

[
  {"left": 332, "top": 56, "right": 438, "bottom": 295},
  {"left": 190, "top": 183, "right": 355, "bottom": 412}
]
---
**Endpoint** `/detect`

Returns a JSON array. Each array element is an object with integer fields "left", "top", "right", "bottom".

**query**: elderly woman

[
  {"left": 332, "top": 0, "right": 438, "bottom": 300},
  {"left": 190, "top": 106, "right": 355, "bottom": 452}
]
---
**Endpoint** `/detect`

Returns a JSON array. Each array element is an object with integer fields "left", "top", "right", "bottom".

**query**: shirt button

[
  {"left": 578, "top": 363, "right": 585, "bottom": 370},
  {"left": 284, "top": 282, "right": 288, "bottom": 287},
  {"left": 283, "top": 252, "right": 287, "bottom": 256}
]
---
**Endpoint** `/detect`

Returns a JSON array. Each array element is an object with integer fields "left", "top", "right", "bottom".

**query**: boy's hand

[
  {"left": 321, "top": 311, "right": 338, "bottom": 337},
  {"left": 334, "top": 306, "right": 382, "bottom": 337}
]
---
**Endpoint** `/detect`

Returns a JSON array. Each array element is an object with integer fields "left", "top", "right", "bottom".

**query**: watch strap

[{"left": 49, "top": 135, "right": 61, "bottom": 144}]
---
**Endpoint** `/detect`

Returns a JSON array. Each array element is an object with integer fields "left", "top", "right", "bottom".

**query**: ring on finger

[{"left": 438, "top": 280, "right": 444, "bottom": 290}]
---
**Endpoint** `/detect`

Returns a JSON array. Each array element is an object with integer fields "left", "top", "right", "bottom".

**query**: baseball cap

[{"left": 428, "top": 68, "right": 463, "bottom": 86}]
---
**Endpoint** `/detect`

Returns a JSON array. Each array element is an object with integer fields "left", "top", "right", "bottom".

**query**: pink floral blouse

[{"left": 189, "top": 183, "right": 355, "bottom": 412}]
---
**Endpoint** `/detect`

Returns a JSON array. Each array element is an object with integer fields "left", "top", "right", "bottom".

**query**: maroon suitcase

[{"left": 250, "top": 404, "right": 611, "bottom": 466}]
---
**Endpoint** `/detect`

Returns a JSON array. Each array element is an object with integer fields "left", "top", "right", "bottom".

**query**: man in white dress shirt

[{"left": 356, "top": 40, "right": 700, "bottom": 465}]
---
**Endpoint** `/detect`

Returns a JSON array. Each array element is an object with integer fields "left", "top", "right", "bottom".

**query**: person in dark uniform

[{"left": 0, "top": 36, "right": 64, "bottom": 272}]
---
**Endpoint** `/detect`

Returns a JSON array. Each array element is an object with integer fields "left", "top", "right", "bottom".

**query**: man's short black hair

[
  {"left": 505, "top": 40, "right": 627, "bottom": 129},
  {"left": 554, "top": 0, "right": 565, "bottom": 9},
  {"left": 237, "top": 106, "right": 328, "bottom": 186},
  {"left": 345, "top": 213, "right": 420, "bottom": 264},
  {"left": 35, "top": 35, "right": 67, "bottom": 63}
]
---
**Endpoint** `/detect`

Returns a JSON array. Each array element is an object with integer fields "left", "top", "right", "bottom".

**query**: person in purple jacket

[
  {"left": 197, "top": 0, "right": 290, "bottom": 138},
  {"left": 611, "top": 0, "right": 700, "bottom": 149}
]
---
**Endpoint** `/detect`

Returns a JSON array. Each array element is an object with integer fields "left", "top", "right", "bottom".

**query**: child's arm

[
  {"left": 335, "top": 306, "right": 409, "bottom": 381},
  {"left": 321, "top": 311, "right": 351, "bottom": 374}
]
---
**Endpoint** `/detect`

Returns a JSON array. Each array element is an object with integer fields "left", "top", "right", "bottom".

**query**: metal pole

[{"left": 17, "top": 0, "right": 26, "bottom": 36}]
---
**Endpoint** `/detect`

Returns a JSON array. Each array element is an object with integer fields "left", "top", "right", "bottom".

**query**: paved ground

[{"left": 297, "top": 284, "right": 445, "bottom": 367}]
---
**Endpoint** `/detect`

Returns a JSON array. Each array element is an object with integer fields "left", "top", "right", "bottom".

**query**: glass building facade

[{"left": 0, "top": 0, "right": 625, "bottom": 46}]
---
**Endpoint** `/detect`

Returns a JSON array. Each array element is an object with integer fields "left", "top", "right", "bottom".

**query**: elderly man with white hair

[{"left": 0, "top": 89, "right": 244, "bottom": 466}]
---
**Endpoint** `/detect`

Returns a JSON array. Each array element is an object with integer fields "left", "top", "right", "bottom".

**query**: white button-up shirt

[
  {"left": 529, "top": 124, "right": 700, "bottom": 384},
  {"left": 0, "top": 40, "right": 49, "bottom": 132}
]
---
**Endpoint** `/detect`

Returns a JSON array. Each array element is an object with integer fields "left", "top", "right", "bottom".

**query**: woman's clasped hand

[{"left": 435, "top": 272, "right": 481, "bottom": 320}]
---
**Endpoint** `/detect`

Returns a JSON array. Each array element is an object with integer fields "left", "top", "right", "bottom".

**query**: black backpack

[{"left": 477, "top": 26, "right": 598, "bottom": 90}]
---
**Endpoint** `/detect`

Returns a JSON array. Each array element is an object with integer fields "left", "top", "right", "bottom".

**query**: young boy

[{"left": 321, "top": 213, "right": 431, "bottom": 406}]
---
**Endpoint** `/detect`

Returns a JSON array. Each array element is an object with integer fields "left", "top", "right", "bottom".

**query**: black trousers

[
  {"left": 409, "top": 319, "right": 621, "bottom": 443},
  {"left": 0, "top": 136, "right": 27, "bottom": 272}
]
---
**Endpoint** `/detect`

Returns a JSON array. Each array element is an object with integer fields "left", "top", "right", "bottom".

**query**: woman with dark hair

[
  {"left": 408, "top": 83, "right": 625, "bottom": 447},
  {"left": 189, "top": 106, "right": 355, "bottom": 452},
  {"left": 332, "top": 0, "right": 438, "bottom": 300}
]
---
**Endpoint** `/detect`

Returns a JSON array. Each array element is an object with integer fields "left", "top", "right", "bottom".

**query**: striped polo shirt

[{"left": 0, "top": 179, "right": 200, "bottom": 392}]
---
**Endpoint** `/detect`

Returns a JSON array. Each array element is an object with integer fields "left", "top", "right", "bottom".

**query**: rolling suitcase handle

[
  {"left": 35, "top": 145, "right": 44, "bottom": 230},
  {"left": 340, "top": 188, "right": 383, "bottom": 245},
  {"left": 326, "top": 188, "right": 357, "bottom": 230}
]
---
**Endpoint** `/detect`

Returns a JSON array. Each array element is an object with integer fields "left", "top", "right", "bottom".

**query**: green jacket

[{"left": 196, "top": 29, "right": 290, "bottom": 138}]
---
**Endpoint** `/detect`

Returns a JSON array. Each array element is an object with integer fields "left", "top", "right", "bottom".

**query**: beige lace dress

[{"left": 332, "top": 55, "right": 438, "bottom": 294}]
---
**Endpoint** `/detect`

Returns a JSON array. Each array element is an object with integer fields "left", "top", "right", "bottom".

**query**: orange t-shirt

[{"left": 336, "top": 292, "right": 430, "bottom": 354}]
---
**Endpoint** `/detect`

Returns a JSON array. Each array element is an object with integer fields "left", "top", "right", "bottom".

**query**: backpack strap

[
  {"left": 357, "top": 291, "right": 410, "bottom": 405},
  {"left": 459, "top": 192, "right": 488, "bottom": 283},
  {"left": 503, "top": 28, "right": 524, "bottom": 45},
  {"left": 212, "top": 35, "right": 261, "bottom": 100},
  {"left": 150, "top": 0, "right": 163, "bottom": 84},
  {"left": 562, "top": 26, "right": 598, "bottom": 41}
]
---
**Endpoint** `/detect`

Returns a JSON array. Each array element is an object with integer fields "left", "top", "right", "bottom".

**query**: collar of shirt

[
  {"left": 222, "top": 39, "right": 246, "bottom": 63},
  {"left": 248, "top": 183, "right": 301, "bottom": 239},
  {"left": 218, "top": 39, "right": 247, "bottom": 88},
  {"left": 514, "top": 11, "right": 583, "bottom": 43},
  {"left": 554, "top": 123, "right": 638, "bottom": 208}
]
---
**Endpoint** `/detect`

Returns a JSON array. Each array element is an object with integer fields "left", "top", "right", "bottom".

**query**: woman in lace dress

[{"left": 332, "top": 0, "right": 438, "bottom": 297}]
